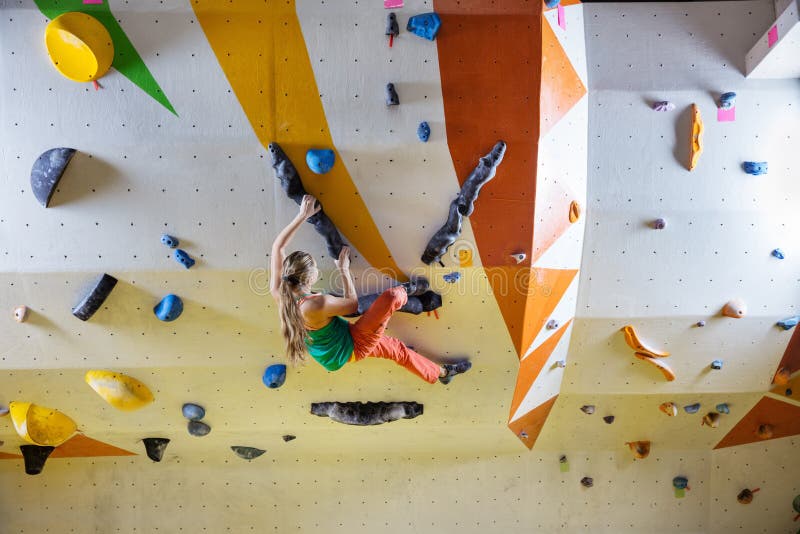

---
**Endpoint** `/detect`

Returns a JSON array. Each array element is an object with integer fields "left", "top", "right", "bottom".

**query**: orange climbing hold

[
  {"left": 722, "top": 299, "right": 747, "bottom": 319},
  {"left": 659, "top": 402, "right": 678, "bottom": 416},
  {"left": 689, "top": 103, "right": 703, "bottom": 171},
  {"left": 633, "top": 352, "right": 676, "bottom": 381},
  {"left": 620, "top": 325, "right": 670, "bottom": 358},
  {"left": 568, "top": 201, "right": 580, "bottom": 223},
  {"left": 625, "top": 440, "right": 651, "bottom": 459}
]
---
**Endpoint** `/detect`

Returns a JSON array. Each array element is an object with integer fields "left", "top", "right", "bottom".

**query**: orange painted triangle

[
  {"left": 772, "top": 327, "right": 800, "bottom": 384},
  {"left": 714, "top": 396, "right": 800, "bottom": 449},
  {"left": 50, "top": 434, "right": 136, "bottom": 458},
  {"left": 531, "top": 179, "right": 577, "bottom": 264},
  {"left": 0, "top": 451, "right": 22, "bottom": 460},
  {"left": 508, "top": 395, "right": 558, "bottom": 450},
  {"left": 509, "top": 319, "right": 572, "bottom": 418},
  {"left": 540, "top": 16, "right": 586, "bottom": 137}
]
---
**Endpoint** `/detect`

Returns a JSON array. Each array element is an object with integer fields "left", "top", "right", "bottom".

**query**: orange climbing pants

[{"left": 348, "top": 286, "right": 441, "bottom": 384}]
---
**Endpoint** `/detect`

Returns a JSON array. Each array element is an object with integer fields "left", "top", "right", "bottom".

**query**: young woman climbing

[{"left": 269, "top": 194, "right": 471, "bottom": 385}]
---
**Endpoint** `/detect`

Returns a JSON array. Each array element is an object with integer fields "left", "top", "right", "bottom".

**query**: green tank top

[{"left": 305, "top": 316, "right": 354, "bottom": 372}]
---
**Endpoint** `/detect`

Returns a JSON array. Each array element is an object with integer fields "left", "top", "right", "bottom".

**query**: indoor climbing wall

[{"left": 1, "top": 0, "right": 798, "bottom": 533}]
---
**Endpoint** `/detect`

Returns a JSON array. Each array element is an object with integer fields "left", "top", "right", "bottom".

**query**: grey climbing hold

[
  {"left": 310, "top": 401, "right": 423, "bottom": 426},
  {"left": 652, "top": 218, "right": 667, "bottom": 230},
  {"left": 719, "top": 92, "right": 736, "bottom": 109},
  {"left": 772, "top": 248, "right": 785, "bottom": 259},
  {"left": 385, "top": 83, "right": 399, "bottom": 106},
  {"left": 696, "top": 321, "right": 706, "bottom": 327},
  {"left": 406, "top": 12, "right": 441, "bottom": 41},
  {"left": 711, "top": 360, "right": 723, "bottom": 370},
  {"left": 580, "top": 477, "right": 593, "bottom": 488},
  {"left": 188, "top": 420, "right": 211, "bottom": 437},
  {"left": 269, "top": 142, "right": 346, "bottom": 258},
  {"left": 72, "top": 273, "right": 118, "bottom": 321},
  {"left": 30, "top": 147, "right": 77, "bottom": 207},
  {"left": 142, "top": 438, "right": 170, "bottom": 462},
  {"left": 716, "top": 403, "right": 730, "bottom": 414},
  {"left": 385, "top": 12, "right": 399, "bottom": 38},
  {"left": 262, "top": 364, "right": 287, "bottom": 389},
  {"left": 778, "top": 316, "right": 800, "bottom": 330},
  {"left": 556, "top": 360, "right": 566, "bottom": 368},
  {"left": 417, "top": 121, "right": 430, "bottom": 142},
  {"left": 443, "top": 272, "right": 460, "bottom": 283},
  {"left": 349, "top": 290, "right": 442, "bottom": 316},
  {"left": 154, "top": 294, "right": 183, "bottom": 322},
  {"left": 510, "top": 252, "right": 527, "bottom": 264},
  {"left": 743, "top": 161, "right": 768, "bottom": 175},
  {"left": 282, "top": 435, "right": 296, "bottom": 442},
  {"left": 231, "top": 446, "right": 266, "bottom": 461},
  {"left": 0, "top": 405, "right": 8, "bottom": 417},
  {"left": 13, "top": 305, "right": 28, "bottom": 323},
  {"left": 174, "top": 249, "right": 195, "bottom": 269},
  {"left": 653, "top": 101, "right": 675, "bottom": 112},
  {"left": 422, "top": 141, "right": 506, "bottom": 265},
  {"left": 161, "top": 234, "right": 179, "bottom": 248},
  {"left": 603, "top": 415, "right": 615, "bottom": 424},
  {"left": 305, "top": 149, "right": 335, "bottom": 175},
  {"left": 20, "top": 445, "right": 55, "bottom": 475},
  {"left": 546, "top": 319, "right": 560, "bottom": 330},
  {"left": 181, "top": 403, "right": 205, "bottom": 421},
  {"left": 684, "top": 403, "right": 701, "bottom": 414},
  {"left": 580, "top": 405, "right": 595, "bottom": 415}
]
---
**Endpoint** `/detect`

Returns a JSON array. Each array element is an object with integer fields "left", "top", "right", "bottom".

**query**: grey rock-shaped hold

[
  {"left": 30, "top": 147, "right": 76, "bottom": 207},
  {"left": 352, "top": 290, "right": 442, "bottom": 316},
  {"left": 20, "top": 445, "right": 55, "bottom": 475},
  {"left": 231, "top": 446, "right": 266, "bottom": 461},
  {"left": 653, "top": 101, "right": 676, "bottom": 112},
  {"left": 421, "top": 199, "right": 462, "bottom": 266},
  {"left": 72, "top": 273, "right": 118, "bottom": 321},
  {"left": 310, "top": 401, "right": 423, "bottom": 426},
  {"left": 603, "top": 415, "right": 615, "bottom": 424},
  {"left": 580, "top": 405, "right": 595, "bottom": 415},
  {"left": 188, "top": 420, "right": 211, "bottom": 437},
  {"left": 142, "top": 438, "right": 170, "bottom": 462},
  {"left": 385, "top": 12, "right": 399, "bottom": 37},
  {"left": 684, "top": 403, "right": 701, "bottom": 414},
  {"left": 719, "top": 92, "right": 736, "bottom": 109},
  {"left": 268, "top": 142, "right": 346, "bottom": 258},
  {"left": 181, "top": 403, "right": 205, "bottom": 421},
  {"left": 282, "top": 434, "right": 296, "bottom": 442},
  {"left": 581, "top": 477, "right": 594, "bottom": 488},
  {"left": 385, "top": 83, "right": 400, "bottom": 106}
]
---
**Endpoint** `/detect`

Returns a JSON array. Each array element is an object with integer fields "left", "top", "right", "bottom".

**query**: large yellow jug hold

[
  {"left": 45, "top": 12, "right": 114, "bottom": 82},
  {"left": 85, "top": 370, "right": 154, "bottom": 411},
  {"left": 9, "top": 402, "right": 77, "bottom": 446}
]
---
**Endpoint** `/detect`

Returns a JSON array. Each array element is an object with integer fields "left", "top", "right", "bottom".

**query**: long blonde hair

[{"left": 278, "top": 251, "right": 316, "bottom": 366}]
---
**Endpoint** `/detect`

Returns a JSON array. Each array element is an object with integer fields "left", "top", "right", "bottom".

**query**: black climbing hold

[
  {"left": 30, "top": 147, "right": 76, "bottom": 207},
  {"left": 282, "top": 434, "right": 296, "bottom": 442},
  {"left": 580, "top": 477, "right": 593, "bottom": 488},
  {"left": 188, "top": 420, "right": 211, "bottom": 437},
  {"left": 231, "top": 446, "right": 266, "bottom": 461},
  {"left": 385, "top": 83, "right": 399, "bottom": 106},
  {"left": 72, "top": 273, "right": 118, "bottom": 321},
  {"left": 154, "top": 294, "right": 183, "bottom": 322},
  {"left": 268, "top": 142, "right": 347, "bottom": 258},
  {"left": 406, "top": 12, "right": 441, "bottom": 41},
  {"left": 385, "top": 12, "right": 399, "bottom": 37},
  {"left": 142, "top": 438, "right": 170, "bottom": 462},
  {"left": 20, "top": 445, "right": 55, "bottom": 475},
  {"left": 181, "top": 403, "right": 205, "bottom": 421},
  {"left": 349, "top": 290, "right": 442, "bottom": 316},
  {"left": 161, "top": 234, "right": 179, "bottom": 248},
  {"left": 417, "top": 121, "right": 430, "bottom": 142},
  {"left": 262, "top": 364, "right": 287, "bottom": 389},
  {"left": 174, "top": 249, "right": 195, "bottom": 269},
  {"left": 310, "top": 401, "right": 423, "bottom": 426},
  {"left": 603, "top": 415, "right": 615, "bottom": 424}
]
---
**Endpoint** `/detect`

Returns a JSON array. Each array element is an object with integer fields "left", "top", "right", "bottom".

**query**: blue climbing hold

[
  {"left": 743, "top": 161, "right": 768, "bottom": 175},
  {"left": 786, "top": 388, "right": 793, "bottom": 396},
  {"left": 262, "top": 364, "right": 287, "bottom": 389},
  {"left": 161, "top": 234, "right": 179, "bottom": 248},
  {"left": 406, "top": 13, "right": 441, "bottom": 41},
  {"left": 187, "top": 420, "right": 211, "bottom": 437},
  {"left": 154, "top": 294, "right": 183, "bottom": 322},
  {"left": 716, "top": 403, "right": 730, "bottom": 414},
  {"left": 182, "top": 403, "right": 205, "bottom": 421},
  {"left": 545, "top": 0, "right": 560, "bottom": 7},
  {"left": 174, "top": 249, "right": 195, "bottom": 269},
  {"left": 719, "top": 92, "right": 737, "bottom": 109},
  {"left": 772, "top": 248, "right": 785, "bottom": 260},
  {"left": 443, "top": 272, "right": 460, "bottom": 283},
  {"left": 306, "top": 149, "right": 335, "bottom": 175},
  {"left": 417, "top": 122, "right": 431, "bottom": 143},
  {"left": 778, "top": 316, "right": 800, "bottom": 330},
  {"left": 684, "top": 403, "right": 701, "bottom": 414},
  {"left": 711, "top": 360, "right": 723, "bottom": 370},
  {"left": 672, "top": 476, "right": 689, "bottom": 490}
]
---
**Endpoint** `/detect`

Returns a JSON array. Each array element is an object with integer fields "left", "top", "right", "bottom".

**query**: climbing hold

[
  {"left": 417, "top": 121, "right": 431, "bottom": 142},
  {"left": 773, "top": 367, "right": 791, "bottom": 385},
  {"left": 13, "top": 306, "right": 28, "bottom": 323},
  {"left": 580, "top": 405, "right": 595, "bottom": 415},
  {"left": 743, "top": 161, "right": 768, "bottom": 175},
  {"left": 385, "top": 83, "right": 400, "bottom": 106},
  {"left": 310, "top": 401, "right": 423, "bottom": 426},
  {"left": 711, "top": 360, "right": 723, "bottom": 370},
  {"left": 652, "top": 218, "right": 667, "bottom": 230},
  {"left": 282, "top": 435, "right": 296, "bottom": 442},
  {"left": 351, "top": 290, "right": 442, "bottom": 316},
  {"left": 559, "top": 455, "right": 569, "bottom": 472},
  {"left": 0, "top": 405, "right": 8, "bottom": 417},
  {"left": 160, "top": 234, "right": 179, "bottom": 248},
  {"left": 85, "top": 370, "right": 154, "bottom": 411},
  {"left": 153, "top": 294, "right": 183, "bottom": 322},
  {"left": 659, "top": 402, "right": 678, "bottom": 416},
  {"left": 555, "top": 360, "right": 566, "bottom": 368},
  {"left": 620, "top": 325, "right": 670, "bottom": 359},
  {"left": 793, "top": 494, "right": 800, "bottom": 515},
  {"left": 546, "top": 319, "right": 560, "bottom": 330},
  {"left": 684, "top": 403, "right": 701, "bottom": 414},
  {"left": 603, "top": 415, "right": 615, "bottom": 424},
  {"left": 72, "top": 273, "right": 117, "bottom": 321},
  {"left": 786, "top": 388, "right": 793, "bottom": 396},
  {"left": 689, "top": 103, "right": 703, "bottom": 171},
  {"left": 9, "top": 402, "right": 77, "bottom": 446},
  {"left": 722, "top": 299, "right": 746, "bottom": 319},
  {"left": 510, "top": 252, "right": 527, "bottom": 264},
  {"left": 421, "top": 141, "right": 506, "bottom": 265},
  {"left": 518, "top": 430, "right": 528, "bottom": 439},
  {"left": 406, "top": 12, "right": 441, "bottom": 41},
  {"left": 580, "top": 477, "right": 594, "bottom": 488},
  {"left": 385, "top": 12, "right": 399, "bottom": 47},
  {"left": 737, "top": 488, "right": 759, "bottom": 504},
  {"left": 545, "top": 0, "right": 561, "bottom": 7},
  {"left": 716, "top": 403, "right": 730, "bottom": 414},
  {"left": 174, "top": 249, "right": 195, "bottom": 269},
  {"left": 673, "top": 476, "right": 689, "bottom": 490},
  {"left": 30, "top": 147, "right": 77, "bottom": 207},
  {"left": 696, "top": 321, "right": 706, "bottom": 327},
  {"left": 187, "top": 420, "right": 211, "bottom": 437},
  {"left": 771, "top": 248, "right": 785, "bottom": 259},
  {"left": 44, "top": 12, "right": 114, "bottom": 82},
  {"left": 305, "top": 149, "right": 336, "bottom": 175},
  {"left": 269, "top": 143, "right": 347, "bottom": 259},
  {"left": 231, "top": 446, "right": 266, "bottom": 461},
  {"left": 755, "top": 424, "right": 774, "bottom": 440},
  {"left": 181, "top": 403, "right": 205, "bottom": 421},
  {"left": 719, "top": 92, "right": 737, "bottom": 109},
  {"left": 634, "top": 352, "right": 676, "bottom": 381},
  {"left": 262, "top": 364, "right": 287, "bottom": 389},
  {"left": 569, "top": 201, "right": 581, "bottom": 223},
  {"left": 625, "top": 441, "right": 651, "bottom": 459},
  {"left": 142, "top": 438, "right": 169, "bottom": 462},
  {"left": 777, "top": 316, "right": 800, "bottom": 330},
  {"left": 20, "top": 445, "right": 55, "bottom": 476},
  {"left": 443, "top": 272, "right": 460, "bottom": 284},
  {"left": 702, "top": 412, "right": 720, "bottom": 428},
  {"left": 653, "top": 101, "right": 676, "bottom": 112}
]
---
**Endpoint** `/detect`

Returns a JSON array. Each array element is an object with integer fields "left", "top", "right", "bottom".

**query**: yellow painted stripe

[{"left": 192, "top": 1, "right": 403, "bottom": 278}]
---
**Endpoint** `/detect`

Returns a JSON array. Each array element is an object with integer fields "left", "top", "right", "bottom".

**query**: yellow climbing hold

[
  {"left": 45, "top": 12, "right": 114, "bottom": 82},
  {"left": 85, "top": 370, "right": 154, "bottom": 411},
  {"left": 688, "top": 103, "right": 703, "bottom": 171},
  {"left": 620, "top": 325, "right": 670, "bottom": 358},
  {"left": 633, "top": 352, "right": 676, "bottom": 381},
  {"left": 9, "top": 401, "right": 77, "bottom": 446}
]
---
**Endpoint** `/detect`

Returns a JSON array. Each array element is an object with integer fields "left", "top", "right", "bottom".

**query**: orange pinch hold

[
  {"left": 755, "top": 424, "right": 774, "bottom": 440},
  {"left": 773, "top": 367, "right": 791, "bottom": 385},
  {"left": 722, "top": 299, "right": 747, "bottom": 319},
  {"left": 625, "top": 440, "right": 651, "bottom": 459},
  {"left": 568, "top": 201, "right": 581, "bottom": 223},
  {"left": 689, "top": 103, "right": 703, "bottom": 171},
  {"left": 633, "top": 352, "right": 676, "bottom": 381},
  {"left": 659, "top": 402, "right": 678, "bottom": 416},
  {"left": 620, "top": 325, "right": 670, "bottom": 358}
]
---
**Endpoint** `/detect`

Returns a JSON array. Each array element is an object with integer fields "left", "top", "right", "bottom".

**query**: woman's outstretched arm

[{"left": 269, "top": 195, "right": 320, "bottom": 299}]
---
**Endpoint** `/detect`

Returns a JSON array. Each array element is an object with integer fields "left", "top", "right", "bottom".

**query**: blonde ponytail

[{"left": 277, "top": 251, "right": 316, "bottom": 366}]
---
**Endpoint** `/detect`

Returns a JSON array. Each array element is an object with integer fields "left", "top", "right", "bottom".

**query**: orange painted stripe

[
  {"left": 540, "top": 15, "right": 587, "bottom": 137},
  {"left": 51, "top": 434, "right": 136, "bottom": 458},
  {"left": 714, "top": 396, "right": 800, "bottom": 449},
  {"left": 773, "top": 327, "right": 800, "bottom": 383},
  {"left": 509, "top": 318, "right": 572, "bottom": 418},
  {"left": 508, "top": 394, "right": 559, "bottom": 450}
]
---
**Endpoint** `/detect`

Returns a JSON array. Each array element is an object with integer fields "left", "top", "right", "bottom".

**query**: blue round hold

[
  {"left": 154, "top": 294, "right": 183, "bottom": 322},
  {"left": 182, "top": 403, "right": 205, "bottom": 421},
  {"left": 306, "top": 149, "right": 335, "bottom": 175},
  {"left": 263, "top": 364, "right": 287, "bottom": 389}
]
